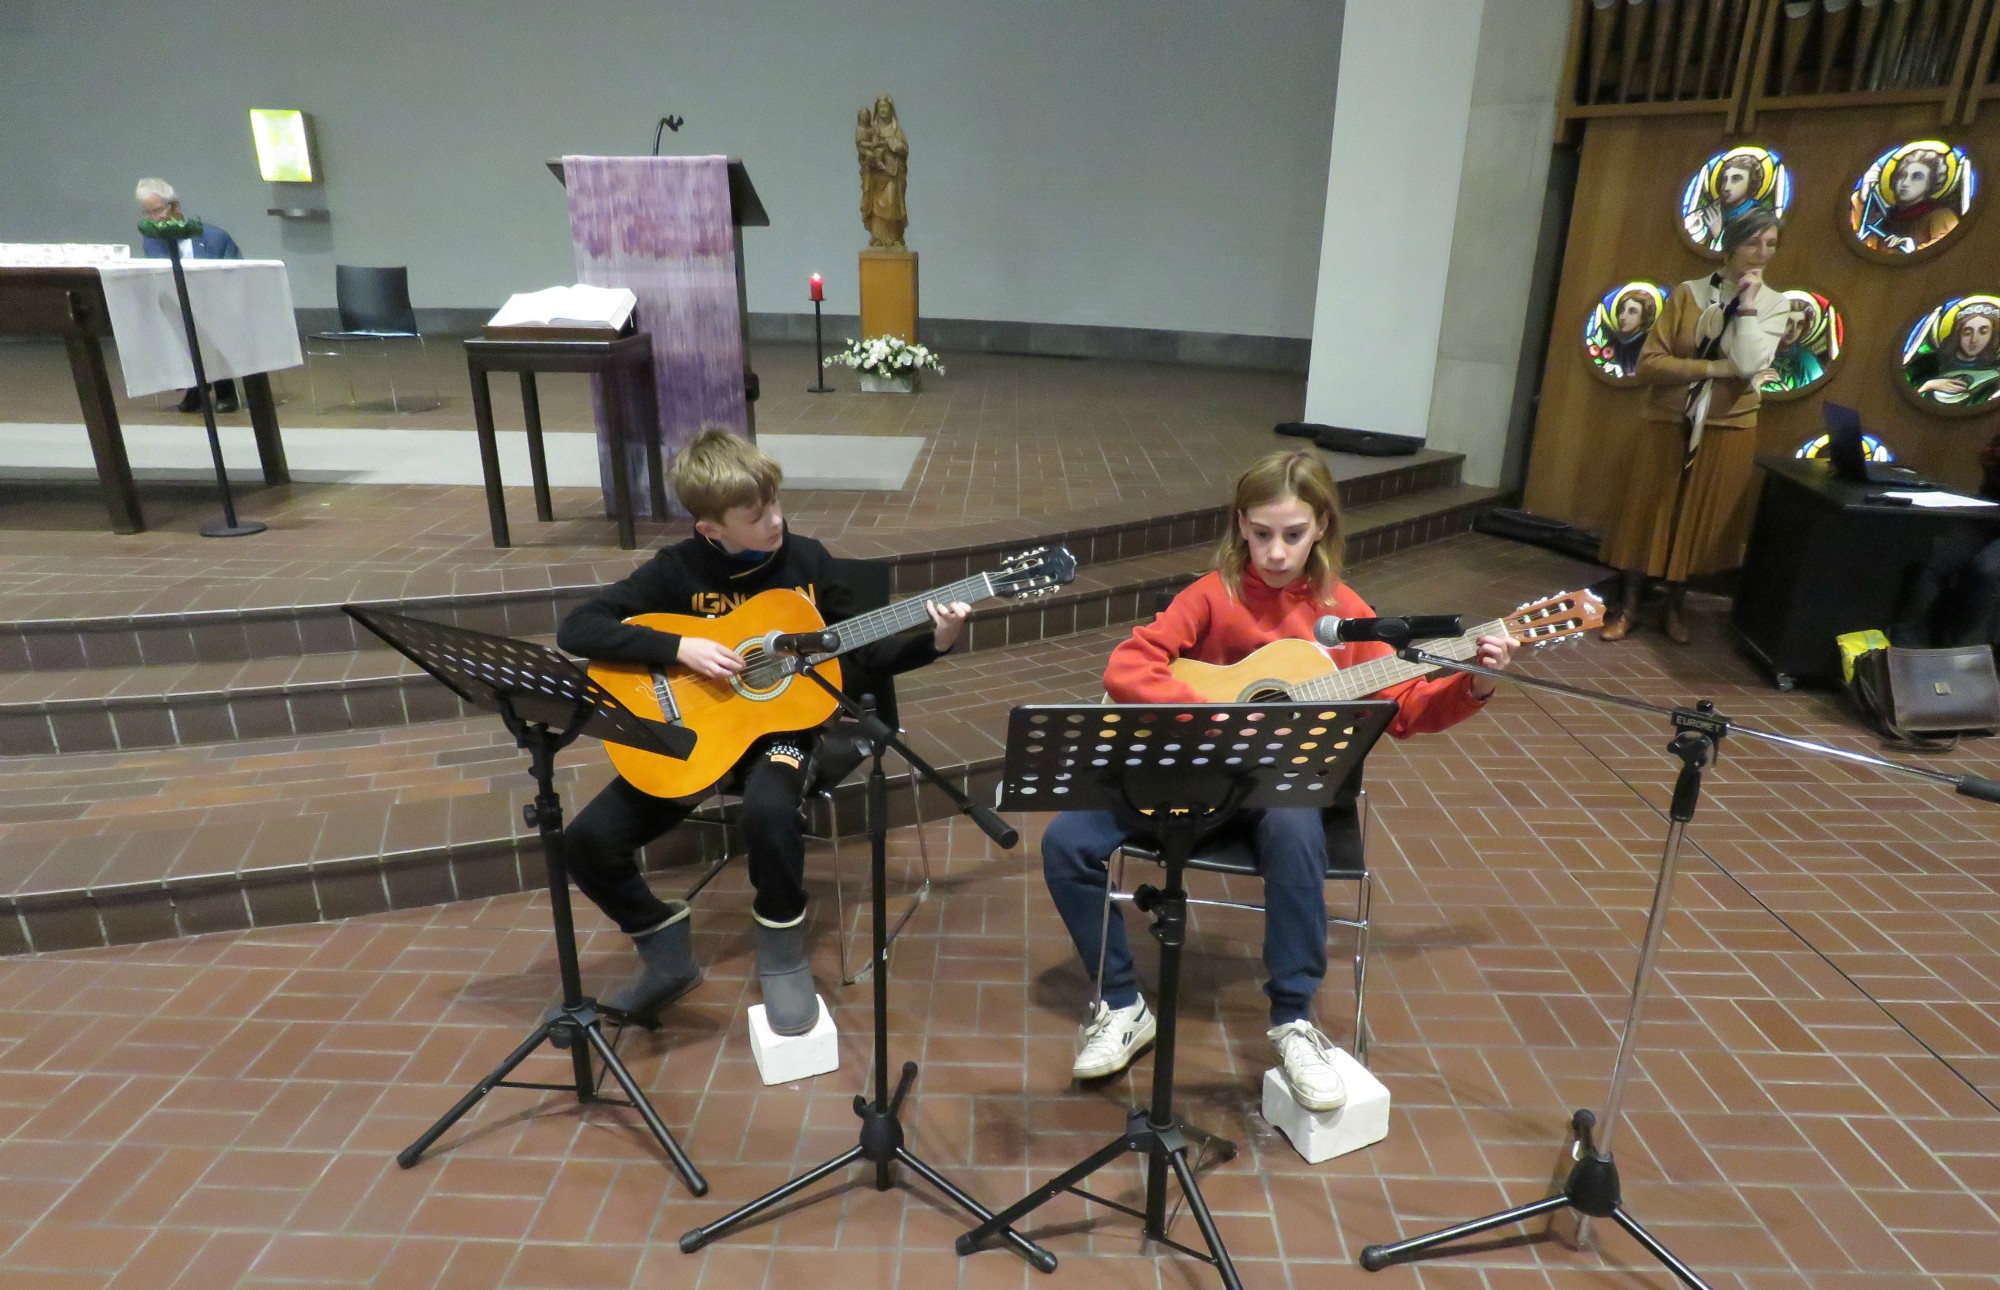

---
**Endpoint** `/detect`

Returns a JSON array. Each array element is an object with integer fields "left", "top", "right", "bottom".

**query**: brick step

[
  {"left": 0, "top": 482, "right": 1502, "bottom": 758},
  {"left": 0, "top": 449, "right": 1466, "bottom": 673},
  {"left": 0, "top": 543, "right": 1199, "bottom": 756},
  {"left": 0, "top": 624, "right": 1126, "bottom": 955}
]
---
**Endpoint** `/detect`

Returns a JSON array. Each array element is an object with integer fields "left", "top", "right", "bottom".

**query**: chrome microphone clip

[{"left": 766, "top": 628, "right": 841, "bottom": 656}]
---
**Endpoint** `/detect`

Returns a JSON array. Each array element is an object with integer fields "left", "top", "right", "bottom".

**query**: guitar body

[
  {"left": 1168, "top": 639, "right": 1337, "bottom": 701},
  {"left": 587, "top": 589, "right": 843, "bottom": 800}
]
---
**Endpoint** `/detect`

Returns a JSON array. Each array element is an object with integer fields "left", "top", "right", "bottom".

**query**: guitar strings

[{"left": 631, "top": 572, "right": 998, "bottom": 721}]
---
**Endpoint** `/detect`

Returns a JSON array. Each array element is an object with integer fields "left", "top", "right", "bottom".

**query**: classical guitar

[
  {"left": 1165, "top": 589, "right": 1606, "bottom": 703},
  {"left": 589, "top": 545, "right": 1077, "bottom": 799}
]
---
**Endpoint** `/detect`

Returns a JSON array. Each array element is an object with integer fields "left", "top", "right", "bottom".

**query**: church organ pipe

[
  {"left": 1588, "top": 0, "right": 1620, "bottom": 101},
  {"left": 1672, "top": 0, "right": 1705, "bottom": 94},
  {"left": 1648, "top": 0, "right": 1681, "bottom": 97},
  {"left": 1852, "top": 0, "right": 1886, "bottom": 89},
  {"left": 1619, "top": 0, "right": 1653, "bottom": 99},
  {"left": 1819, "top": 0, "right": 1856, "bottom": 91},
  {"left": 1779, "top": 1, "right": 1816, "bottom": 92}
]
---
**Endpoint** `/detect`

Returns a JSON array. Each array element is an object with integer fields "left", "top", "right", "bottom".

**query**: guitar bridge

[{"left": 650, "top": 668, "right": 682, "bottom": 723}]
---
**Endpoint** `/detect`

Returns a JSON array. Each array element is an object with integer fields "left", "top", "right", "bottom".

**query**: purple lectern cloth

[{"left": 563, "top": 154, "right": 747, "bottom": 519}]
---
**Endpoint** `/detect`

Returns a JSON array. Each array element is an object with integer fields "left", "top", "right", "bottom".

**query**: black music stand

[
  {"left": 678, "top": 665, "right": 1056, "bottom": 1272},
  {"left": 958, "top": 701, "right": 1398, "bottom": 1290},
  {"left": 344, "top": 606, "right": 708, "bottom": 1196}
]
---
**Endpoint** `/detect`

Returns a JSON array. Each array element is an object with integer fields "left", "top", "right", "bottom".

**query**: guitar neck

[
  {"left": 1291, "top": 618, "right": 1506, "bottom": 702},
  {"left": 826, "top": 572, "right": 994, "bottom": 654}
]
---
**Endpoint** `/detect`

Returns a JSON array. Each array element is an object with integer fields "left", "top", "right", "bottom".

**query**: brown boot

[
  {"left": 1663, "top": 586, "right": 1691, "bottom": 644},
  {"left": 1599, "top": 573, "right": 1641, "bottom": 642}
]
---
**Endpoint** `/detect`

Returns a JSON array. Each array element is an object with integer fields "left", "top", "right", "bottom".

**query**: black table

[
  {"left": 1732, "top": 456, "right": 2000, "bottom": 689},
  {"left": 463, "top": 332, "right": 665, "bottom": 550},
  {"left": 0, "top": 266, "right": 290, "bottom": 534}
]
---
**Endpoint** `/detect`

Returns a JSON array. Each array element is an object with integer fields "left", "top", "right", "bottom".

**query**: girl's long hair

[{"left": 1214, "top": 449, "right": 1345, "bottom": 603}]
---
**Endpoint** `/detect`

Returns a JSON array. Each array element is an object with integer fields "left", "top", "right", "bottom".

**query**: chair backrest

[{"left": 335, "top": 265, "right": 419, "bottom": 335}]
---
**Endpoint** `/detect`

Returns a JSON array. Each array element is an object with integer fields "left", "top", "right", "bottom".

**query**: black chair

[
  {"left": 1097, "top": 785, "right": 1374, "bottom": 1063},
  {"left": 681, "top": 558, "right": 934, "bottom": 984},
  {"left": 305, "top": 265, "right": 440, "bottom": 411}
]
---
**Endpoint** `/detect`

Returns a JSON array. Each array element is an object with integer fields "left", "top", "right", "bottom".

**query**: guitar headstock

[
  {"left": 1502, "top": 588, "right": 1605, "bottom": 646},
  {"left": 990, "top": 545, "right": 1078, "bottom": 601}
]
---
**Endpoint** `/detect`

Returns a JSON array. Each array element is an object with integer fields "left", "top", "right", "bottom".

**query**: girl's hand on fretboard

[{"left": 1469, "top": 634, "right": 1516, "bottom": 699}]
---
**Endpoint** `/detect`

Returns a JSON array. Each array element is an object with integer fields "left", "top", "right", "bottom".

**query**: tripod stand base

[
  {"left": 1357, "top": 1110, "right": 1710, "bottom": 1290},
  {"left": 200, "top": 519, "right": 267, "bottom": 537},
  {"left": 397, "top": 998, "right": 708, "bottom": 1198},
  {"left": 680, "top": 1060, "right": 1056, "bottom": 1272},
  {"left": 958, "top": 1107, "right": 1242, "bottom": 1289}
]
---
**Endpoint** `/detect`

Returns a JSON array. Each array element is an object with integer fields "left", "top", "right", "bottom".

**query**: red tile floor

[{"left": 2, "top": 534, "right": 1997, "bottom": 1288}]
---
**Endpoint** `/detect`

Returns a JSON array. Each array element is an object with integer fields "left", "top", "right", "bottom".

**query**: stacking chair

[
  {"left": 680, "top": 558, "right": 934, "bottom": 984},
  {"left": 1094, "top": 784, "right": 1374, "bottom": 1063},
  {"left": 305, "top": 265, "right": 440, "bottom": 411}
]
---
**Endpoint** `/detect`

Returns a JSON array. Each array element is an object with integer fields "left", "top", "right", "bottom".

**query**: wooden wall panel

[{"left": 1524, "top": 105, "right": 2000, "bottom": 532}]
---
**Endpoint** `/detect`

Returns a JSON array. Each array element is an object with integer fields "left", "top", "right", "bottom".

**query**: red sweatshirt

[{"left": 1103, "top": 570, "right": 1488, "bottom": 738}]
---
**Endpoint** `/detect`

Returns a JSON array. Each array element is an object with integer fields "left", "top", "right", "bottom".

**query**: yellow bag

[{"left": 1836, "top": 629, "right": 1890, "bottom": 684}]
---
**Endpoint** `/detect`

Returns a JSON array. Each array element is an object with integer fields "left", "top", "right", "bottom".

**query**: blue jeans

[{"left": 1041, "top": 808, "right": 1329, "bottom": 1026}]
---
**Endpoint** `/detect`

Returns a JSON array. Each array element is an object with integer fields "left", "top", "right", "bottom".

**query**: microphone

[
  {"left": 1312, "top": 614, "right": 1463, "bottom": 647},
  {"left": 766, "top": 628, "right": 840, "bottom": 655},
  {"left": 651, "top": 114, "right": 685, "bottom": 155}
]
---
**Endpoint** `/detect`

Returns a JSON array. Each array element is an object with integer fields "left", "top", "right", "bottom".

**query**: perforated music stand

[
  {"left": 344, "top": 606, "right": 708, "bottom": 1196},
  {"left": 957, "top": 700, "right": 1398, "bottom": 1290}
]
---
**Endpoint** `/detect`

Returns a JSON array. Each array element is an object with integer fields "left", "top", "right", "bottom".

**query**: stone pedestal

[
  {"left": 748, "top": 997, "right": 839, "bottom": 1085},
  {"left": 859, "top": 249, "right": 919, "bottom": 343},
  {"left": 1261, "top": 1054, "right": 1390, "bottom": 1164}
]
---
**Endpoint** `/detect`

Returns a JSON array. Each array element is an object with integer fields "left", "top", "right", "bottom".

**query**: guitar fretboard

[
  {"left": 1290, "top": 617, "right": 1507, "bottom": 702},
  {"left": 824, "top": 573, "right": 995, "bottom": 655}
]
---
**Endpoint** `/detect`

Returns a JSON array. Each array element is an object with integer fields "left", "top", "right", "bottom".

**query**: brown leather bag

[{"left": 1853, "top": 645, "right": 2000, "bottom": 751}]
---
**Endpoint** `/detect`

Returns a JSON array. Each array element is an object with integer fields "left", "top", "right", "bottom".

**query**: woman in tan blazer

[{"left": 1600, "top": 207, "right": 1789, "bottom": 642}]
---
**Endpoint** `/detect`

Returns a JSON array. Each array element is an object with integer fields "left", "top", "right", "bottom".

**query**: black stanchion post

[
  {"left": 142, "top": 220, "right": 265, "bottom": 538},
  {"left": 809, "top": 295, "right": 832, "bottom": 393}
]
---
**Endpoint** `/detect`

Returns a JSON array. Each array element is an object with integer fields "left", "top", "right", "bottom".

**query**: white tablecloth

[{"left": 97, "top": 259, "right": 304, "bottom": 397}]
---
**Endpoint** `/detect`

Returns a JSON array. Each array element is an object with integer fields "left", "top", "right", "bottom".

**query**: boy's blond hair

[
  {"left": 1214, "top": 449, "right": 1345, "bottom": 603},
  {"left": 669, "top": 428, "right": 782, "bottom": 521}
]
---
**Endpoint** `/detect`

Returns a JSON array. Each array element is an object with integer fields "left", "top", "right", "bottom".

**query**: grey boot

[
  {"left": 602, "top": 901, "right": 702, "bottom": 1025},
  {"left": 754, "top": 911, "right": 821, "bottom": 1036}
]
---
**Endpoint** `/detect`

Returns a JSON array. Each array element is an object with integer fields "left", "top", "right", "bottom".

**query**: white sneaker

[
  {"left": 1072, "top": 998, "right": 1156, "bottom": 1081},
  {"left": 1268, "top": 1020, "right": 1347, "bottom": 1112}
]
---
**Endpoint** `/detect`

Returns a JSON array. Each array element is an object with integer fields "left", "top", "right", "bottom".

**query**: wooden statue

[{"left": 856, "top": 95, "right": 908, "bottom": 249}]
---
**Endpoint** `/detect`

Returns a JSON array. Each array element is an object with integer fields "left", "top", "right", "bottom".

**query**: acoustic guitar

[
  {"left": 589, "top": 545, "right": 1077, "bottom": 799},
  {"left": 1165, "top": 589, "right": 1606, "bottom": 703}
]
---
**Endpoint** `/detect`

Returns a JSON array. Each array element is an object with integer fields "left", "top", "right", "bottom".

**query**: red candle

[{"left": 809, "top": 273, "right": 824, "bottom": 302}]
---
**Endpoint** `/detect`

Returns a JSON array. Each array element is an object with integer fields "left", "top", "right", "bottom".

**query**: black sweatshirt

[{"left": 555, "top": 529, "right": 942, "bottom": 678}]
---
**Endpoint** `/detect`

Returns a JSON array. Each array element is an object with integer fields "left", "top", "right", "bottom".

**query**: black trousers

[
  {"left": 565, "top": 733, "right": 816, "bottom": 933},
  {"left": 1895, "top": 529, "right": 2000, "bottom": 649},
  {"left": 179, "top": 379, "right": 237, "bottom": 405}
]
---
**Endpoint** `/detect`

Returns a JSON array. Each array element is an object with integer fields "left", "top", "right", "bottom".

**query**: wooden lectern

[{"left": 547, "top": 157, "right": 767, "bottom": 519}]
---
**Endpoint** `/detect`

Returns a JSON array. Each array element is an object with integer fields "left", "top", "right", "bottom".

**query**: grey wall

[{"left": 0, "top": 1, "right": 1341, "bottom": 338}]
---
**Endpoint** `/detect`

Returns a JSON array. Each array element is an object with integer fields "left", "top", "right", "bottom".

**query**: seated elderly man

[{"left": 135, "top": 177, "right": 242, "bottom": 414}]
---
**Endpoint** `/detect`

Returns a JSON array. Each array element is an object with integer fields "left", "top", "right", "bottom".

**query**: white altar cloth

[{"left": 97, "top": 260, "right": 303, "bottom": 397}]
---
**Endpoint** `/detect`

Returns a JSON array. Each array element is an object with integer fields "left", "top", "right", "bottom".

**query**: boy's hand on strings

[
  {"left": 926, "top": 600, "right": 974, "bottom": 652},
  {"left": 1469, "top": 633, "right": 1515, "bottom": 699},
  {"left": 678, "top": 636, "right": 745, "bottom": 679}
]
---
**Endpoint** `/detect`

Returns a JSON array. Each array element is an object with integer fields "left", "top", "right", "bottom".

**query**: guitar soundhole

[
  {"left": 731, "top": 644, "right": 791, "bottom": 701},
  {"left": 1242, "top": 684, "right": 1290, "bottom": 702}
]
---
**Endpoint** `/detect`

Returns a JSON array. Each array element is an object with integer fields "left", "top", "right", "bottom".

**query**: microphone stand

[
  {"left": 678, "top": 662, "right": 1056, "bottom": 1273},
  {"left": 1356, "top": 645, "right": 2000, "bottom": 1290}
]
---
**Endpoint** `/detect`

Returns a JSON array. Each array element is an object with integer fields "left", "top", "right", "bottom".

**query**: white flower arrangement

[{"left": 825, "top": 335, "right": 945, "bottom": 377}]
